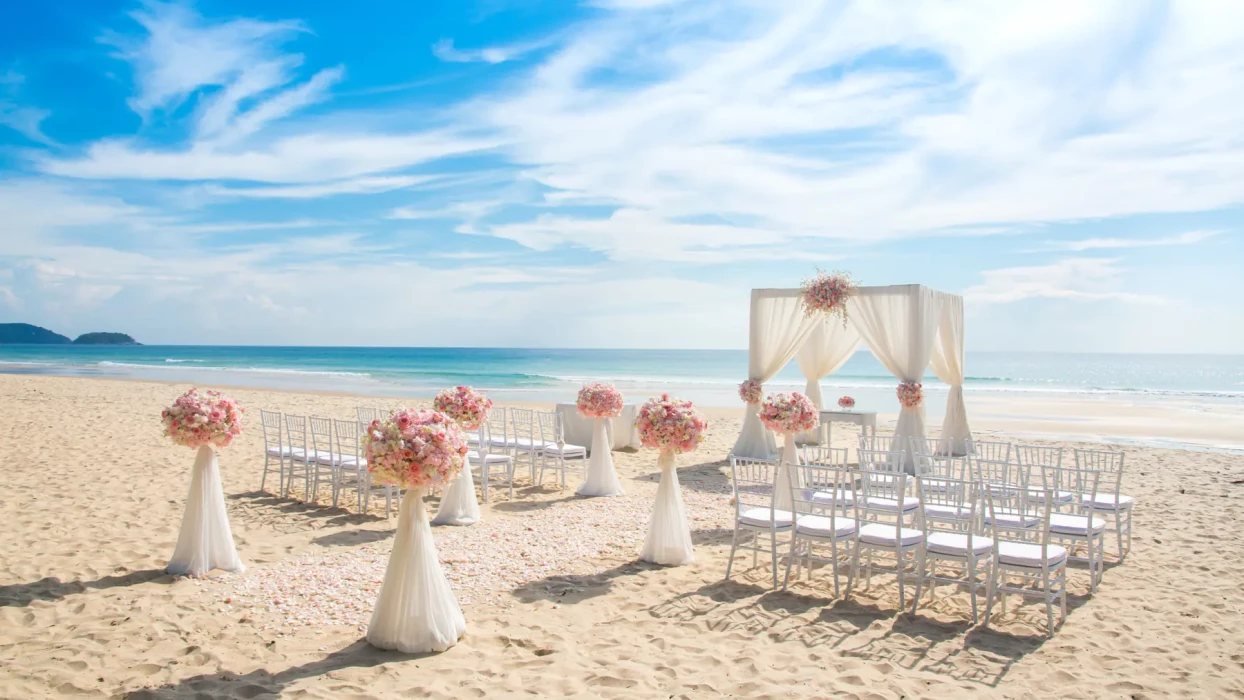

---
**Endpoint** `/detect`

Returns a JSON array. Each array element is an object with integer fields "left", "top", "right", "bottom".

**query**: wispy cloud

[
  {"left": 432, "top": 37, "right": 556, "bottom": 64},
  {"left": 1032, "top": 229, "right": 1224, "bottom": 252},
  {"left": 206, "top": 175, "right": 435, "bottom": 199},
  {"left": 964, "top": 258, "right": 1166, "bottom": 305},
  {"left": 0, "top": 71, "right": 54, "bottom": 145}
]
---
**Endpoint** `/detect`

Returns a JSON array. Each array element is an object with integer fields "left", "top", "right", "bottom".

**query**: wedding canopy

[{"left": 732, "top": 284, "right": 972, "bottom": 468}]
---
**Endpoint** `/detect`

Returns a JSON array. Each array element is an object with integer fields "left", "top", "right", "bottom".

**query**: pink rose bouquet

[
  {"left": 364, "top": 409, "right": 469, "bottom": 489},
  {"left": 837, "top": 396, "right": 855, "bottom": 409},
  {"left": 636, "top": 394, "right": 708, "bottom": 455},
  {"left": 433, "top": 385, "right": 493, "bottom": 431},
  {"left": 162, "top": 388, "right": 244, "bottom": 449},
  {"left": 576, "top": 383, "right": 624, "bottom": 418},
  {"left": 738, "top": 379, "right": 763, "bottom": 404},
  {"left": 759, "top": 392, "right": 820, "bottom": 434},
  {"left": 896, "top": 381, "right": 924, "bottom": 409},
  {"left": 801, "top": 269, "right": 858, "bottom": 323}
]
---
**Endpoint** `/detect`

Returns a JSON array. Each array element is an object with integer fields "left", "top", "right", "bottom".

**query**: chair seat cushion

[
  {"left": 1049, "top": 513, "right": 1106, "bottom": 535},
  {"left": 926, "top": 532, "right": 993, "bottom": 557},
  {"left": 985, "top": 511, "right": 1039, "bottom": 528},
  {"left": 468, "top": 452, "right": 513, "bottom": 464},
  {"left": 923, "top": 504, "right": 973, "bottom": 521},
  {"left": 997, "top": 541, "right": 1067, "bottom": 568},
  {"left": 1026, "top": 487, "right": 1076, "bottom": 503},
  {"left": 1081, "top": 493, "right": 1135, "bottom": 510},
  {"left": 266, "top": 446, "right": 294, "bottom": 457},
  {"left": 862, "top": 496, "right": 920, "bottom": 513},
  {"left": 858, "top": 522, "right": 924, "bottom": 547},
  {"left": 542, "top": 443, "right": 587, "bottom": 456},
  {"left": 739, "top": 507, "right": 794, "bottom": 528},
  {"left": 795, "top": 515, "right": 856, "bottom": 539},
  {"left": 809, "top": 488, "right": 855, "bottom": 507}
]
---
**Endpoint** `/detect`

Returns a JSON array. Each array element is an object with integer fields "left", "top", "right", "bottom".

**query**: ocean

[{"left": 0, "top": 345, "right": 1241, "bottom": 414}]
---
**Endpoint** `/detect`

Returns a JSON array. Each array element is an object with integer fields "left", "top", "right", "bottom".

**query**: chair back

[
  {"left": 968, "top": 439, "right": 1012, "bottom": 463},
  {"left": 855, "top": 468, "right": 909, "bottom": 525},
  {"left": 356, "top": 406, "right": 379, "bottom": 425},
  {"left": 309, "top": 416, "right": 334, "bottom": 459},
  {"left": 510, "top": 407, "right": 535, "bottom": 446},
  {"left": 1074, "top": 448, "right": 1125, "bottom": 499},
  {"left": 334, "top": 419, "right": 364, "bottom": 464},
  {"left": 536, "top": 410, "right": 559, "bottom": 446},
  {"left": 982, "top": 478, "right": 1055, "bottom": 552},
  {"left": 911, "top": 436, "right": 969, "bottom": 480},
  {"left": 791, "top": 461, "right": 856, "bottom": 514},
  {"left": 285, "top": 414, "right": 309, "bottom": 455},
  {"left": 260, "top": 409, "right": 283, "bottom": 450},
  {"left": 486, "top": 407, "right": 509, "bottom": 447},
  {"left": 914, "top": 474, "right": 976, "bottom": 531},
  {"left": 859, "top": 433, "right": 902, "bottom": 453},
  {"left": 802, "top": 445, "right": 849, "bottom": 468},
  {"left": 729, "top": 457, "right": 782, "bottom": 520},
  {"left": 858, "top": 445, "right": 904, "bottom": 473}
]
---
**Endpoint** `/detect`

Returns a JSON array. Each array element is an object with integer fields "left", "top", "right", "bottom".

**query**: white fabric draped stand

[
  {"left": 795, "top": 319, "right": 861, "bottom": 443},
  {"left": 773, "top": 433, "right": 801, "bottom": 511},
  {"left": 167, "top": 445, "right": 244, "bottom": 577},
  {"left": 732, "top": 285, "right": 972, "bottom": 472},
  {"left": 640, "top": 452, "right": 694, "bottom": 566},
  {"left": 432, "top": 454, "right": 480, "bottom": 526},
  {"left": 732, "top": 290, "right": 822, "bottom": 459},
  {"left": 367, "top": 487, "right": 466, "bottom": 653},
  {"left": 578, "top": 417, "right": 625, "bottom": 497}
]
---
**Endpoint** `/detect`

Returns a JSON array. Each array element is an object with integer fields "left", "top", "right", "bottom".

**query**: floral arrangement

[
  {"left": 896, "top": 381, "right": 924, "bottom": 408},
  {"left": 837, "top": 396, "right": 856, "bottom": 410},
  {"left": 801, "top": 269, "right": 858, "bottom": 323},
  {"left": 759, "top": 392, "right": 820, "bottom": 434},
  {"left": 161, "top": 388, "right": 244, "bottom": 449},
  {"left": 576, "top": 382, "right": 624, "bottom": 418},
  {"left": 738, "top": 379, "right": 763, "bottom": 404},
  {"left": 636, "top": 393, "right": 708, "bottom": 455},
  {"left": 433, "top": 385, "right": 493, "bottom": 431},
  {"left": 364, "top": 409, "right": 469, "bottom": 489}
]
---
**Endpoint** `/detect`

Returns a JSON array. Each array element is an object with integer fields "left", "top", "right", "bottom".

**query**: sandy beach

[{"left": 1, "top": 373, "right": 1242, "bottom": 699}]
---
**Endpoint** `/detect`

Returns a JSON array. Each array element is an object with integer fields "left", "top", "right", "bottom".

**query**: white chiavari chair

[
  {"left": 1075, "top": 448, "right": 1133, "bottom": 562},
  {"left": 333, "top": 419, "right": 368, "bottom": 513},
  {"left": 911, "top": 436, "right": 970, "bottom": 481},
  {"left": 1044, "top": 464, "right": 1106, "bottom": 593},
  {"left": 356, "top": 406, "right": 380, "bottom": 425},
  {"left": 725, "top": 457, "right": 791, "bottom": 589},
  {"left": 259, "top": 409, "right": 290, "bottom": 495},
  {"left": 472, "top": 422, "right": 515, "bottom": 502},
  {"left": 968, "top": 439, "right": 1013, "bottom": 464},
  {"left": 283, "top": 413, "right": 314, "bottom": 500},
  {"left": 536, "top": 410, "right": 586, "bottom": 488},
  {"left": 783, "top": 462, "right": 858, "bottom": 597},
  {"left": 974, "top": 457, "right": 1040, "bottom": 540},
  {"left": 910, "top": 476, "right": 992, "bottom": 623},
  {"left": 800, "top": 446, "right": 856, "bottom": 511},
  {"left": 509, "top": 407, "right": 542, "bottom": 482},
  {"left": 308, "top": 416, "right": 340, "bottom": 505},
  {"left": 847, "top": 468, "right": 924, "bottom": 610},
  {"left": 982, "top": 482, "right": 1068, "bottom": 637},
  {"left": 1017, "top": 445, "right": 1076, "bottom": 513}
]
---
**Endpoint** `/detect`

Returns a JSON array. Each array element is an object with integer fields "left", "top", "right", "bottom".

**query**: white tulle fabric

[
  {"left": 732, "top": 289, "right": 822, "bottom": 459},
  {"left": 795, "top": 319, "right": 862, "bottom": 442},
  {"left": 432, "top": 454, "right": 479, "bottom": 526},
  {"left": 773, "top": 433, "right": 802, "bottom": 511},
  {"left": 640, "top": 452, "right": 694, "bottom": 566},
  {"left": 578, "top": 417, "right": 625, "bottom": 497},
  {"left": 847, "top": 285, "right": 945, "bottom": 470},
  {"left": 929, "top": 293, "right": 973, "bottom": 453},
  {"left": 367, "top": 488, "right": 466, "bottom": 653},
  {"left": 167, "top": 445, "right": 244, "bottom": 577}
]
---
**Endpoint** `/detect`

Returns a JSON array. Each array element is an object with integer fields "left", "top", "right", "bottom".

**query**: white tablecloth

[{"left": 555, "top": 404, "right": 641, "bottom": 450}]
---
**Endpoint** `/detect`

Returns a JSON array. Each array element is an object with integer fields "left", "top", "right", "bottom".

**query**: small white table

[
  {"left": 818, "top": 410, "right": 878, "bottom": 448},
  {"left": 554, "top": 404, "right": 641, "bottom": 451}
]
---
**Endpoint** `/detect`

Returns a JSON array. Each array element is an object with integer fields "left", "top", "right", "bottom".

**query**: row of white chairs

[
  {"left": 259, "top": 406, "right": 592, "bottom": 516},
  {"left": 726, "top": 442, "right": 1132, "bottom": 637}
]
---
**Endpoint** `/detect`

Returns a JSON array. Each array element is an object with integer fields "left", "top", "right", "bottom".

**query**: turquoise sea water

[{"left": 0, "top": 346, "right": 1241, "bottom": 412}]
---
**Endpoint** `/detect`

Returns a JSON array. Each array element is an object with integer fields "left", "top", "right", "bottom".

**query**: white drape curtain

[
  {"left": 794, "top": 319, "right": 861, "bottom": 443},
  {"left": 928, "top": 293, "right": 972, "bottom": 453},
  {"left": 640, "top": 452, "right": 695, "bottom": 566},
  {"left": 431, "top": 454, "right": 480, "bottom": 526},
  {"left": 732, "top": 289, "right": 822, "bottom": 459},
  {"left": 846, "top": 286, "right": 945, "bottom": 470},
  {"left": 167, "top": 445, "right": 244, "bottom": 577}
]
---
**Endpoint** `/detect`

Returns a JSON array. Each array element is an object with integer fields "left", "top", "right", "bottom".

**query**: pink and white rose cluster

[
  {"left": 738, "top": 379, "right": 763, "bottom": 404},
  {"left": 838, "top": 396, "right": 856, "bottom": 409},
  {"left": 636, "top": 393, "right": 708, "bottom": 455},
  {"left": 759, "top": 392, "right": 820, "bottom": 434},
  {"left": 896, "top": 381, "right": 924, "bottom": 409},
  {"left": 801, "top": 269, "right": 858, "bottom": 323},
  {"left": 433, "top": 385, "right": 493, "bottom": 431},
  {"left": 364, "top": 409, "right": 469, "bottom": 490},
  {"left": 161, "top": 388, "right": 244, "bottom": 449},
  {"left": 576, "top": 383, "right": 624, "bottom": 418}
]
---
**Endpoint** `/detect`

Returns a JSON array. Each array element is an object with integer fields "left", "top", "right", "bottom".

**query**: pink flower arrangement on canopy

[
  {"left": 896, "top": 381, "right": 924, "bottom": 409},
  {"left": 433, "top": 385, "right": 493, "bottom": 431},
  {"left": 801, "top": 269, "right": 858, "bottom": 323},
  {"left": 759, "top": 392, "right": 820, "bottom": 434},
  {"left": 738, "top": 379, "right": 763, "bottom": 404},
  {"left": 576, "top": 383, "right": 624, "bottom": 418},
  {"left": 364, "top": 409, "right": 469, "bottom": 490},
  {"left": 161, "top": 388, "right": 244, "bottom": 449},
  {"left": 838, "top": 396, "right": 856, "bottom": 409},
  {"left": 636, "top": 393, "right": 708, "bottom": 455}
]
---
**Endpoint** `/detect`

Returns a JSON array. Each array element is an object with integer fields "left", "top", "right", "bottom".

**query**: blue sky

[{"left": 1, "top": 0, "right": 1241, "bottom": 352}]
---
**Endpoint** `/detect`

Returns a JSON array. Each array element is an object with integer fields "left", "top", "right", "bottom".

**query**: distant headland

[{"left": 0, "top": 323, "right": 140, "bottom": 345}]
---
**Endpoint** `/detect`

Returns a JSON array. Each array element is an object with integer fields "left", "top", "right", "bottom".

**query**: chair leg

[
  {"left": 982, "top": 564, "right": 998, "bottom": 628},
  {"left": 967, "top": 555, "right": 979, "bottom": 624},
  {"left": 725, "top": 525, "right": 741, "bottom": 580},
  {"left": 261, "top": 454, "right": 270, "bottom": 492},
  {"left": 769, "top": 529, "right": 779, "bottom": 589},
  {"left": 909, "top": 549, "right": 927, "bottom": 616},
  {"left": 1044, "top": 567, "right": 1054, "bottom": 636},
  {"left": 782, "top": 535, "right": 796, "bottom": 589}
]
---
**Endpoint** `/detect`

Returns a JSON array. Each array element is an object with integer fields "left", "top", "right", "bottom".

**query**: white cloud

[
  {"left": 1035, "top": 229, "right": 1224, "bottom": 252},
  {"left": 0, "top": 71, "right": 53, "bottom": 145},
  {"left": 963, "top": 258, "right": 1165, "bottom": 305},
  {"left": 206, "top": 175, "right": 434, "bottom": 199},
  {"left": 432, "top": 37, "right": 555, "bottom": 64}
]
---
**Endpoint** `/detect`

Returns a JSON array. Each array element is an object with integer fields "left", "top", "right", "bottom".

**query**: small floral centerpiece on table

[
  {"left": 636, "top": 394, "right": 708, "bottom": 566},
  {"left": 837, "top": 396, "right": 856, "bottom": 411},
  {"left": 896, "top": 381, "right": 924, "bottom": 409},
  {"left": 801, "top": 269, "right": 858, "bottom": 325}
]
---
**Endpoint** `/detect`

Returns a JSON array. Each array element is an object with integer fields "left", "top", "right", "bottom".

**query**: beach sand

[{"left": 1, "top": 374, "right": 1242, "bottom": 698}]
